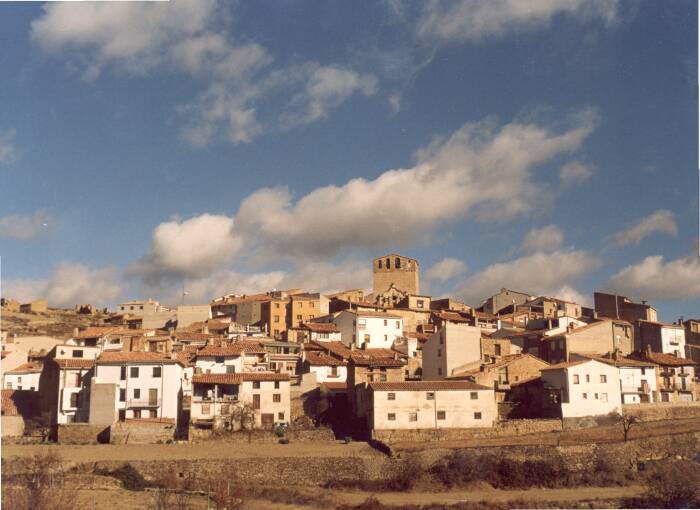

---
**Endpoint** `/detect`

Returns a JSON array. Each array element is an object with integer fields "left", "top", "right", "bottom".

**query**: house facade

[
  {"left": 3, "top": 362, "right": 42, "bottom": 391},
  {"left": 637, "top": 321, "right": 686, "bottom": 358},
  {"left": 333, "top": 310, "right": 403, "bottom": 349},
  {"left": 422, "top": 322, "right": 482, "bottom": 379}
]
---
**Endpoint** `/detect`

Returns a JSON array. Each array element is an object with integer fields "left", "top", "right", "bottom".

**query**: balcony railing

[
  {"left": 192, "top": 394, "right": 239, "bottom": 402},
  {"left": 126, "top": 398, "right": 161, "bottom": 408}
]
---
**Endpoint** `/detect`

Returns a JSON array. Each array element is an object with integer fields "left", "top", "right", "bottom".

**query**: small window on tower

[
  {"left": 378, "top": 260, "right": 382, "bottom": 269},
  {"left": 395, "top": 257, "right": 401, "bottom": 268}
]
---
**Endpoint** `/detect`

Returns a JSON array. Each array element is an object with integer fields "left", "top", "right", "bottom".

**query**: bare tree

[
  {"left": 1, "top": 452, "right": 73, "bottom": 510},
  {"left": 615, "top": 413, "right": 640, "bottom": 442},
  {"left": 229, "top": 403, "right": 256, "bottom": 442}
]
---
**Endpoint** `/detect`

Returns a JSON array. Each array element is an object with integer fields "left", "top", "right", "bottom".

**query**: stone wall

[
  {"left": 189, "top": 426, "right": 335, "bottom": 443},
  {"left": 1, "top": 416, "right": 25, "bottom": 437},
  {"left": 110, "top": 420, "right": 175, "bottom": 444},
  {"left": 372, "top": 419, "right": 562, "bottom": 443},
  {"left": 56, "top": 424, "right": 108, "bottom": 444},
  {"left": 622, "top": 402, "right": 700, "bottom": 421}
]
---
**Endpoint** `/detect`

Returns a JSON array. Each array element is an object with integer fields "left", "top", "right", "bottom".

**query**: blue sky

[{"left": 0, "top": 0, "right": 697, "bottom": 321}]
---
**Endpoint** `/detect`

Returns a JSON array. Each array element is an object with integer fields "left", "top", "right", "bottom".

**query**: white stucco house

[
  {"left": 3, "top": 362, "right": 42, "bottom": 391},
  {"left": 94, "top": 352, "right": 184, "bottom": 423},
  {"left": 573, "top": 353, "right": 658, "bottom": 404},
  {"left": 362, "top": 380, "right": 497, "bottom": 431},
  {"left": 541, "top": 358, "right": 622, "bottom": 418},
  {"left": 304, "top": 350, "right": 348, "bottom": 383},
  {"left": 332, "top": 310, "right": 403, "bottom": 350}
]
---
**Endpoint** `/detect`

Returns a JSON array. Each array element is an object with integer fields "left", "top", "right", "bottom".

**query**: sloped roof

[
  {"left": 540, "top": 359, "right": 591, "bottom": 371},
  {"left": 5, "top": 362, "right": 43, "bottom": 374},
  {"left": 631, "top": 351, "right": 697, "bottom": 367},
  {"left": 301, "top": 322, "right": 339, "bottom": 333},
  {"left": 74, "top": 327, "right": 124, "bottom": 339},
  {"left": 192, "top": 372, "right": 290, "bottom": 385},
  {"left": 306, "top": 351, "right": 347, "bottom": 367},
  {"left": 97, "top": 352, "right": 181, "bottom": 365},
  {"left": 53, "top": 358, "right": 95, "bottom": 369},
  {"left": 369, "top": 381, "right": 490, "bottom": 391}
]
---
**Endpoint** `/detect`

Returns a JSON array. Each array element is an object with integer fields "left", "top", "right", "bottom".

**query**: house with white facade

[
  {"left": 422, "top": 322, "right": 482, "bottom": 379},
  {"left": 3, "top": 362, "right": 42, "bottom": 391},
  {"left": 540, "top": 358, "right": 622, "bottom": 418},
  {"left": 304, "top": 350, "right": 348, "bottom": 383},
  {"left": 638, "top": 321, "right": 686, "bottom": 358},
  {"left": 190, "top": 372, "right": 290, "bottom": 429},
  {"left": 360, "top": 381, "right": 497, "bottom": 432},
  {"left": 39, "top": 344, "right": 99, "bottom": 425},
  {"left": 333, "top": 310, "right": 403, "bottom": 349},
  {"left": 94, "top": 352, "right": 184, "bottom": 423},
  {"left": 630, "top": 349, "right": 696, "bottom": 402},
  {"left": 573, "top": 353, "right": 658, "bottom": 404}
]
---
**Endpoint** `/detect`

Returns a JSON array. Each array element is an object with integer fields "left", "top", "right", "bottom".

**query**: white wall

[
  {"left": 661, "top": 327, "right": 686, "bottom": 358},
  {"left": 333, "top": 311, "right": 403, "bottom": 349},
  {"left": 371, "top": 388, "right": 496, "bottom": 430},
  {"left": 195, "top": 356, "right": 243, "bottom": 375},
  {"left": 309, "top": 364, "right": 347, "bottom": 383},
  {"left": 95, "top": 363, "right": 182, "bottom": 421},
  {"left": 3, "top": 372, "right": 40, "bottom": 391},
  {"left": 619, "top": 365, "right": 657, "bottom": 403},
  {"left": 422, "top": 323, "right": 481, "bottom": 380}
]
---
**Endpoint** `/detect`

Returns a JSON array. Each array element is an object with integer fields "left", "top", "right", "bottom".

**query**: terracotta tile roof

[
  {"left": 431, "top": 310, "right": 471, "bottom": 323},
  {"left": 406, "top": 331, "right": 432, "bottom": 342},
  {"left": 449, "top": 354, "right": 548, "bottom": 378},
  {"left": 74, "top": 327, "right": 124, "bottom": 339},
  {"left": 211, "top": 293, "right": 269, "bottom": 305},
  {"left": 5, "top": 362, "right": 43, "bottom": 374},
  {"left": 343, "top": 310, "right": 402, "bottom": 319},
  {"left": 541, "top": 359, "right": 590, "bottom": 371},
  {"left": 474, "top": 311, "right": 499, "bottom": 320},
  {"left": 306, "top": 340, "right": 351, "bottom": 359},
  {"left": 197, "top": 345, "right": 246, "bottom": 357},
  {"left": 631, "top": 351, "right": 696, "bottom": 367},
  {"left": 302, "top": 322, "right": 339, "bottom": 333},
  {"left": 369, "top": 381, "right": 491, "bottom": 391},
  {"left": 321, "top": 382, "right": 347, "bottom": 391},
  {"left": 581, "top": 354, "right": 657, "bottom": 368},
  {"left": 350, "top": 351, "right": 404, "bottom": 367},
  {"left": 173, "top": 351, "right": 195, "bottom": 367},
  {"left": 97, "top": 352, "right": 181, "bottom": 365},
  {"left": 1, "top": 389, "right": 19, "bottom": 416},
  {"left": 306, "top": 351, "right": 347, "bottom": 367},
  {"left": 172, "top": 331, "right": 217, "bottom": 342},
  {"left": 53, "top": 358, "right": 95, "bottom": 369},
  {"left": 193, "top": 372, "right": 290, "bottom": 385}
]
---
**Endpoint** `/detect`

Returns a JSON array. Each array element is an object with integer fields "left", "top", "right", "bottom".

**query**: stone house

[
  {"left": 19, "top": 299, "right": 48, "bottom": 314},
  {"left": 303, "top": 350, "right": 348, "bottom": 384},
  {"left": 287, "top": 322, "right": 341, "bottom": 344},
  {"left": 540, "top": 319, "right": 634, "bottom": 363},
  {"left": 359, "top": 381, "right": 497, "bottom": 432},
  {"left": 683, "top": 319, "right": 700, "bottom": 345},
  {"left": 479, "top": 288, "right": 534, "bottom": 315},
  {"left": 347, "top": 350, "right": 405, "bottom": 414},
  {"left": 594, "top": 292, "right": 657, "bottom": 323},
  {"left": 540, "top": 358, "right": 622, "bottom": 418},
  {"left": 190, "top": 372, "right": 290, "bottom": 429}
]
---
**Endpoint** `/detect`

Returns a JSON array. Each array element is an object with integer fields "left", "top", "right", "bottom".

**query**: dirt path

[
  {"left": 1, "top": 440, "right": 382, "bottom": 463},
  {"left": 391, "top": 417, "right": 700, "bottom": 452},
  {"left": 332, "top": 485, "right": 645, "bottom": 505}
]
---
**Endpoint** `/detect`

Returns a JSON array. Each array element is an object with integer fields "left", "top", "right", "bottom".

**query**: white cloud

[
  {"left": 455, "top": 249, "right": 600, "bottom": 305},
  {"left": 613, "top": 210, "right": 678, "bottom": 246},
  {"left": 559, "top": 160, "right": 594, "bottom": 184},
  {"left": 130, "top": 112, "right": 598, "bottom": 289},
  {"left": 417, "top": 0, "right": 619, "bottom": 43},
  {"left": 425, "top": 258, "right": 468, "bottom": 281},
  {"left": 127, "top": 214, "right": 242, "bottom": 286},
  {"left": 605, "top": 254, "right": 700, "bottom": 301},
  {"left": 0, "top": 211, "right": 56, "bottom": 240},
  {"left": 522, "top": 225, "right": 564, "bottom": 253},
  {"left": 3, "top": 263, "right": 123, "bottom": 307},
  {"left": 0, "top": 128, "right": 18, "bottom": 165}
]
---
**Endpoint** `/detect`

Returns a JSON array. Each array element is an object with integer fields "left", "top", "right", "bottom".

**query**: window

[
  {"left": 18, "top": 377, "right": 22, "bottom": 383},
  {"left": 594, "top": 393, "right": 599, "bottom": 400},
  {"left": 585, "top": 374, "right": 590, "bottom": 383},
  {"left": 395, "top": 257, "right": 401, "bottom": 268},
  {"left": 278, "top": 412, "right": 285, "bottom": 420},
  {"left": 495, "top": 344, "right": 502, "bottom": 356},
  {"left": 426, "top": 392, "right": 435, "bottom": 400},
  {"left": 227, "top": 365, "right": 236, "bottom": 374},
  {"left": 119, "top": 389, "right": 126, "bottom": 402},
  {"left": 273, "top": 394, "right": 281, "bottom": 403},
  {"left": 573, "top": 374, "right": 579, "bottom": 384},
  {"left": 582, "top": 393, "right": 588, "bottom": 399},
  {"left": 437, "top": 368, "right": 442, "bottom": 376},
  {"left": 395, "top": 321, "right": 400, "bottom": 329},
  {"left": 379, "top": 374, "right": 387, "bottom": 382},
  {"left": 70, "top": 393, "right": 80, "bottom": 408},
  {"left": 437, "top": 349, "right": 441, "bottom": 357},
  {"left": 600, "top": 374, "right": 607, "bottom": 383},
  {"left": 474, "top": 412, "right": 482, "bottom": 420},
  {"left": 408, "top": 412, "right": 418, "bottom": 422},
  {"left": 297, "top": 315, "right": 302, "bottom": 320},
  {"left": 641, "top": 367, "right": 646, "bottom": 375},
  {"left": 388, "top": 413, "right": 396, "bottom": 421},
  {"left": 275, "top": 303, "right": 280, "bottom": 309},
  {"left": 274, "top": 381, "right": 280, "bottom": 389},
  {"left": 384, "top": 319, "right": 388, "bottom": 326},
  {"left": 253, "top": 381, "right": 261, "bottom": 389},
  {"left": 387, "top": 392, "right": 396, "bottom": 400},
  {"left": 437, "top": 411, "right": 446, "bottom": 420},
  {"left": 378, "top": 260, "right": 382, "bottom": 269},
  {"left": 215, "top": 356, "right": 224, "bottom": 364},
  {"left": 149, "top": 409, "right": 157, "bottom": 418},
  {"left": 153, "top": 366, "right": 162, "bottom": 378},
  {"left": 72, "top": 350, "right": 84, "bottom": 358},
  {"left": 470, "top": 392, "right": 478, "bottom": 400},
  {"left": 274, "top": 316, "right": 280, "bottom": 323},
  {"left": 417, "top": 300, "right": 424, "bottom": 308},
  {"left": 201, "top": 404, "right": 210, "bottom": 415},
  {"left": 601, "top": 393, "right": 608, "bottom": 402},
  {"left": 133, "top": 409, "right": 141, "bottom": 418},
  {"left": 130, "top": 367, "right": 139, "bottom": 378},
  {"left": 140, "top": 305, "right": 144, "bottom": 310},
  {"left": 134, "top": 389, "right": 141, "bottom": 399},
  {"left": 330, "top": 366, "right": 338, "bottom": 377},
  {"left": 385, "top": 257, "right": 390, "bottom": 268}
]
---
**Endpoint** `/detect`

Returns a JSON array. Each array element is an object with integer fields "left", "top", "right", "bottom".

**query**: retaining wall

[
  {"left": 189, "top": 426, "right": 335, "bottom": 443},
  {"left": 622, "top": 402, "right": 700, "bottom": 421}
]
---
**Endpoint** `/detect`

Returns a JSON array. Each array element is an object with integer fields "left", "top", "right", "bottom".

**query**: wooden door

[
  {"left": 149, "top": 388, "right": 158, "bottom": 406},
  {"left": 261, "top": 413, "right": 274, "bottom": 429},
  {"left": 252, "top": 394, "right": 260, "bottom": 410}
]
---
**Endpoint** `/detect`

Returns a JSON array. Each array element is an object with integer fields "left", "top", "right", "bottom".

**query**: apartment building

[
  {"left": 541, "top": 319, "right": 634, "bottom": 363},
  {"left": 630, "top": 350, "right": 696, "bottom": 402},
  {"left": 637, "top": 320, "right": 686, "bottom": 358},
  {"left": 333, "top": 310, "right": 403, "bottom": 349},
  {"left": 422, "top": 322, "right": 482, "bottom": 379},
  {"left": 574, "top": 353, "right": 658, "bottom": 404}
]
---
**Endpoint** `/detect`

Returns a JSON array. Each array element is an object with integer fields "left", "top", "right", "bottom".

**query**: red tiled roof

[
  {"left": 350, "top": 351, "right": 404, "bottom": 367},
  {"left": 302, "top": 322, "right": 339, "bottom": 333},
  {"left": 5, "top": 362, "right": 43, "bottom": 374},
  {"left": 197, "top": 345, "right": 246, "bottom": 357},
  {"left": 306, "top": 351, "right": 347, "bottom": 367},
  {"left": 97, "top": 352, "right": 181, "bottom": 364},
  {"left": 53, "top": 358, "right": 95, "bottom": 369},
  {"left": 432, "top": 311, "right": 471, "bottom": 323},
  {"left": 193, "top": 372, "right": 290, "bottom": 385},
  {"left": 343, "top": 310, "right": 402, "bottom": 319},
  {"left": 306, "top": 340, "right": 351, "bottom": 359},
  {"left": 321, "top": 382, "right": 347, "bottom": 391},
  {"left": 74, "top": 327, "right": 124, "bottom": 339},
  {"left": 632, "top": 352, "right": 696, "bottom": 367},
  {"left": 172, "top": 332, "right": 218, "bottom": 342},
  {"left": 541, "top": 359, "right": 590, "bottom": 371},
  {"left": 406, "top": 331, "right": 432, "bottom": 343},
  {"left": 173, "top": 351, "right": 195, "bottom": 367},
  {"left": 369, "top": 381, "right": 491, "bottom": 391}
]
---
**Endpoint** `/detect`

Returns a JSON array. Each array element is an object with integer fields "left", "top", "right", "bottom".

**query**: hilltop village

[{"left": 1, "top": 253, "right": 698, "bottom": 443}]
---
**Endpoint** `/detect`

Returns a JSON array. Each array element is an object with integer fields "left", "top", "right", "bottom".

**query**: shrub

[
  {"left": 644, "top": 460, "right": 700, "bottom": 508},
  {"left": 1, "top": 452, "right": 73, "bottom": 510},
  {"left": 94, "top": 463, "right": 149, "bottom": 491},
  {"left": 388, "top": 456, "right": 422, "bottom": 491}
]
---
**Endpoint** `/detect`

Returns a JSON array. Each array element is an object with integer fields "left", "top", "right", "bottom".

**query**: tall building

[{"left": 372, "top": 254, "right": 420, "bottom": 296}]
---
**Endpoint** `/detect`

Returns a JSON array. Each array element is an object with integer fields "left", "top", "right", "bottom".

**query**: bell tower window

[{"left": 395, "top": 257, "right": 401, "bottom": 269}]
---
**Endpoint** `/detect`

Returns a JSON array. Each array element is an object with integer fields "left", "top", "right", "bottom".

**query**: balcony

[
  {"left": 494, "top": 381, "right": 511, "bottom": 390},
  {"left": 126, "top": 398, "right": 161, "bottom": 408},
  {"left": 192, "top": 394, "right": 239, "bottom": 403}
]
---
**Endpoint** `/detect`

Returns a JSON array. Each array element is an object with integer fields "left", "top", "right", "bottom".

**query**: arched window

[
  {"left": 395, "top": 257, "right": 401, "bottom": 269},
  {"left": 385, "top": 258, "right": 390, "bottom": 268},
  {"left": 378, "top": 260, "right": 382, "bottom": 269}
]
